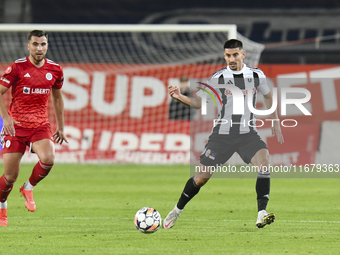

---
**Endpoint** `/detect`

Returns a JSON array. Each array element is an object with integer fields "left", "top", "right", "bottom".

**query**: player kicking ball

[
  {"left": 163, "top": 39, "right": 284, "bottom": 229},
  {"left": 0, "top": 30, "right": 68, "bottom": 226}
]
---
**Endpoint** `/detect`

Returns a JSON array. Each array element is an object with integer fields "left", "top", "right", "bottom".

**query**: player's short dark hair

[
  {"left": 224, "top": 39, "right": 243, "bottom": 50},
  {"left": 27, "top": 30, "right": 48, "bottom": 42}
]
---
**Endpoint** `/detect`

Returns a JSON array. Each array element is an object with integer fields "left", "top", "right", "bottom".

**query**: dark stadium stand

[
  {"left": 29, "top": 0, "right": 340, "bottom": 24},
  {"left": 2, "top": 0, "right": 340, "bottom": 64}
]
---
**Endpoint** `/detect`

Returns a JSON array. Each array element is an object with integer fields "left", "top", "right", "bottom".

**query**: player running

[
  {"left": 163, "top": 39, "right": 284, "bottom": 229},
  {"left": 0, "top": 30, "right": 68, "bottom": 226}
]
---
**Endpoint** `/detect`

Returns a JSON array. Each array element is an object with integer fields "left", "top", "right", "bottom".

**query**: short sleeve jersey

[
  {"left": 0, "top": 57, "right": 64, "bottom": 128},
  {"left": 196, "top": 64, "right": 270, "bottom": 135}
]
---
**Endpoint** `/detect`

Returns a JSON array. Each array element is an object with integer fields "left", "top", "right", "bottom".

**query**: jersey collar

[
  {"left": 27, "top": 56, "right": 46, "bottom": 68},
  {"left": 227, "top": 63, "right": 246, "bottom": 74}
]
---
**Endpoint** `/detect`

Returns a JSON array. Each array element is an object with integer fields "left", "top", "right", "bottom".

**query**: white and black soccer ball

[{"left": 134, "top": 207, "right": 161, "bottom": 233}]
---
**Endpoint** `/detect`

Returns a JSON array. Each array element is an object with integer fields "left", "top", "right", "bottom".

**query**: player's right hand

[
  {"left": 168, "top": 85, "right": 181, "bottom": 99},
  {"left": 2, "top": 117, "right": 19, "bottom": 136},
  {"left": 272, "top": 121, "right": 284, "bottom": 144},
  {"left": 53, "top": 129, "right": 68, "bottom": 145}
]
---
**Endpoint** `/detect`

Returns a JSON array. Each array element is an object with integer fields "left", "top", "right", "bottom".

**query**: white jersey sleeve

[{"left": 257, "top": 71, "right": 270, "bottom": 95}]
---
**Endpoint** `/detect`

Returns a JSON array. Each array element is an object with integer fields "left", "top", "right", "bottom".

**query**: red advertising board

[{"left": 0, "top": 63, "right": 339, "bottom": 164}]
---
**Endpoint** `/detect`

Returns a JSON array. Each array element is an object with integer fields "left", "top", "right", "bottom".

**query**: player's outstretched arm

[
  {"left": 263, "top": 91, "right": 284, "bottom": 144},
  {"left": 168, "top": 85, "right": 201, "bottom": 109},
  {"left": 0, "top": 85, "right": 19, "bottom": 136},
  {"left": 51, "top": 88, "right": 68, "bottom": 145}
]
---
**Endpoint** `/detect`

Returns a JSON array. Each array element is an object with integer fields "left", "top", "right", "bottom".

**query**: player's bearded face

[
  {"left": 27, "top": 36, "right": 48, "bottom": 63},
  {"left": 224, "top": 48, "right": 245, "bottom": 71}
]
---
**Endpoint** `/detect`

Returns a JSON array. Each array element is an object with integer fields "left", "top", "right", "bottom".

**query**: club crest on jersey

[
  {"left": 23, "top": 87, "right": 30, "bottom": 94},
  {"left": 46, "top": 73, "right": 52, "bottom": 81},
  {"left": 4, "top": 66, "right": 12, "bottom": 74}
]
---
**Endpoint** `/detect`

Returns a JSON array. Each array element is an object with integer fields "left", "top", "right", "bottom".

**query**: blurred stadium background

[{"left": 0, "top": 0, "right": 339, "bottom": 166}]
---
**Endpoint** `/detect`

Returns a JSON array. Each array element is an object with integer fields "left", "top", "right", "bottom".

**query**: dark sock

[
  {"left": 256, "top": 171, "right": 270, "bottom": 211},
  {"left": 177, "top": 177, "right": 201, "bottom": 210}
]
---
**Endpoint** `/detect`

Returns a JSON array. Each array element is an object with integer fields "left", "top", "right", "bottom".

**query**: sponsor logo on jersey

[
  {"left": 225, "top": 87, "right": 256, "bottom": 96},
  {"left": 23, "top": 87, "right": 50, "bottom": 94},
  {"left": 23, "top": 87, "right": 30, "bottom": 94},
  {"left": 4, "top": 66, "right": 11, "bottom": 74},
  {"left": 227, "top": 80, "right": 233, "bottom": 84},
  {"left": 46, "top": 73, "right": 52, "bottom": 81},
  {"left": 32, "top": 88, "right": 50, "bottom": 94},
  {"left": 24, "top": 73, "right": 31, "bottom": 78},
  {"left": 0, "top": 77, "right": 10, "bottom": 84}
]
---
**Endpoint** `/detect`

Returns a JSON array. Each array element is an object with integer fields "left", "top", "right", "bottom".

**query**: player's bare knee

[
  {"left": 4, "top": 173, "right": 18, "bottom": 183},
  {"left": 255, "top": 158, "right": 270, "bottom": 172},
  {"left": 252, "top": 149, "right": 270, "bottom": 171},
  {"left": 40, "top": 154, "right": 55, "bottom": 165}
]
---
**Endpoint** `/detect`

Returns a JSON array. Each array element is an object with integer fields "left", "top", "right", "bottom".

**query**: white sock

[
  {"left": 0, "top": 201, "right": 7, "bottom": 209},
  {"left": 24, "top": 181, "right": 34, "bottom": 191},
  {"left": 174, "top": 205, "right": 183, "bottom": 214}
]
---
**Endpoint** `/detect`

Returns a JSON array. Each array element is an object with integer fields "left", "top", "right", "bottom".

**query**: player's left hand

[
  {"left": 53, "top": 130, "right": 68, "bottom": 145},
  {"left": 272, "top": 122, "right": 284, "bottom": 144}
]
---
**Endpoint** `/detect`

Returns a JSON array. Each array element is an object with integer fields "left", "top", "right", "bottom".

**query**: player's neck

[
  {"left": 228, "top": 63, "right": 245, "bottom": 73},
  {"left": 28, "top": 56, "right": 45, "bottom": 68}
]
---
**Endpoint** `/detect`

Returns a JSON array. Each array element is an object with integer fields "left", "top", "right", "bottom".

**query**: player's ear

[{"left": 223, "top": 51, "right": 228, "bottom": 60}]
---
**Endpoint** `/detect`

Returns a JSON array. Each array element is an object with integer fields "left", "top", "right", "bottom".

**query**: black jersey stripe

[
  {"left": 249, "top": 72, "right": 259, "bottom": 132},
  {"left": 233, "top": 74, "right": 245, "bottom": 89},
  {"left": 230, "top": 73, "right": 245, "bottom": 134},
  {"left": 213, "top": 74, "right": 226, "bottom": 134},
  {"left": 253, "top": 72, "right": 260, "bottom": 89},
  {"left": 218, "top": 73, "right": 225, "bottom": 85}
]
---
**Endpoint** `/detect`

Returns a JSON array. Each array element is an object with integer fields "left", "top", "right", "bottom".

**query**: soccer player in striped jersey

[
  {"left": 0, "top": 30, "right": 68, "bottom": 226},
  {"left": 164, "top": 39, "right": 284, "bottom": 229}
]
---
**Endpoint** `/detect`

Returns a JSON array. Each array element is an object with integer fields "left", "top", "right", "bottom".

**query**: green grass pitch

[{"left": 1, "top": 163, "right": 339, "bottom": 254}]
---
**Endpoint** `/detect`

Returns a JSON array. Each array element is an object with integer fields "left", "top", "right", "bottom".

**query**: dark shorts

[
  {"left": 1, "top": 123, "right": 53, "bottom": 154},
  {"left": 199, "top": 132, "right": 268, "bottom": 166}
]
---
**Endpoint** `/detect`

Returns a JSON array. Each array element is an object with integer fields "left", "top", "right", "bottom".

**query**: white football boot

[
  {"left": 163, "top": 205, "right": 183, "bottom": 229},
  {"left": 256, "top": 210, "right": 275, "bottom": 228}
]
